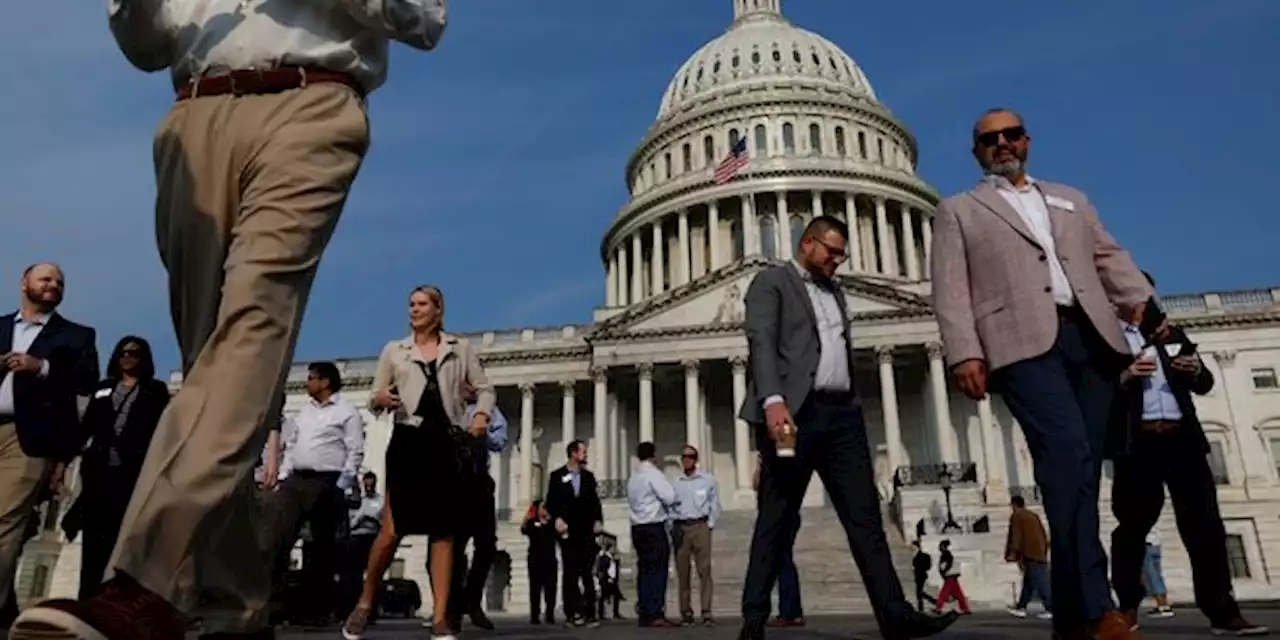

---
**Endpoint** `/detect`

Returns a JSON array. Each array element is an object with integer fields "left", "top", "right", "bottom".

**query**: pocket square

[{"left": 1044, "top": 195, "right": 1075, "bottom": 211}]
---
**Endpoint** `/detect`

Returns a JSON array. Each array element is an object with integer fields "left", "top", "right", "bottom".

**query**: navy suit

[{"left": 0, "top": 312, "right": 99, "bottom": 461}]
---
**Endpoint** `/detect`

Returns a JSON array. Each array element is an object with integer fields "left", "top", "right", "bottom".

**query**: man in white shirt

[
  {"left": 12, "top": 3, "right": 447, "bottom": 639},
  {"left": 626, "top": 442, "right": 678, "bottom": 628},
  {"left": 263, "top": 361, "right": 364, "bottom": 625}
]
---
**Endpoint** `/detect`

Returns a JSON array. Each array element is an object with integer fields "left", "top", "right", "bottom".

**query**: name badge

[
  {"left": 1044, "top": 195, "right": 1075, "bottom": 211},
  {"left": 94, "top": 388, "right": 112, "bottom": 399},
  {"left": 562, "top": 475, "right": 573, "bottom": 483}
]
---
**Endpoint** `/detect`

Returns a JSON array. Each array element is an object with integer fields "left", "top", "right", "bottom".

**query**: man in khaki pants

[
  {"left": 0, "top": 263, "right": 99, "bottom": 626},
  {"left": 11, "top": 2, "right": 449, "bottom": 639},
  {"left": 670, "top": 444, "right": 721, "bottom": 627}
]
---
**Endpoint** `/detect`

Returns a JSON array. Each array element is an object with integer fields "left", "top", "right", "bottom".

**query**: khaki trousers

[
  {"left": 0, "top": 423, "right": 50, "bottom": 610},
  {"left": 107, "top": 83, "right": 369, "bottom": 634},
  {"left": 674, "top": 519, "right": 713, "bottom": 618}
]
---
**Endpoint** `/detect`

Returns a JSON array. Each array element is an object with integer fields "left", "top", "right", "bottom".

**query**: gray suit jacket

[{"left": 739, "top": 263, "right": 855, "bottom": 425}]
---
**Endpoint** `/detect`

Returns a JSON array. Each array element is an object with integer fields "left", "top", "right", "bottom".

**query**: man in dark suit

[
  {"left": 0, "top": 263, "right": 98, "bottom": 621},
  {"left": 1107, "top": 275, "right": 1267, "bottom": 636},
  {"left": 738, "top": 217, "right": 956, "bottom": 640},
  {"left": 544, "top": 440, "right": 603, "bottom": 628}
]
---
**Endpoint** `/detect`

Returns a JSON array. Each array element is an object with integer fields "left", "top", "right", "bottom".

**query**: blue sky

[{"left": 2, "top": 0, "right": 1277, "bottom": 373}]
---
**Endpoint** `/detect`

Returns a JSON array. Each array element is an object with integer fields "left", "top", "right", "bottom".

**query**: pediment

[{"left": 591, "top": 257, "right": 932, "bottom": 339}]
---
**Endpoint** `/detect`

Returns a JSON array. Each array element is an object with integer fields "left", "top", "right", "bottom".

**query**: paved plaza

[{"left": 277, "top": 609, "right": 1278, "bottom": 639}]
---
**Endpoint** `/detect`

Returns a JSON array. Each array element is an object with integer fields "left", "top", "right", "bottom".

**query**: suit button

[
  {"left": 1038, "top": 255, "right": 1047, "bottom": 262},
  {"left": 1043, "top": 286, "right": 1052, "bottom": 293}
]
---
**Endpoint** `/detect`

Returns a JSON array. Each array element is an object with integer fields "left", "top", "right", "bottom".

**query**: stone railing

[
  {"left": 1009, "top": 485, "right": 1043, "bottom": 504},
  {"left": 1161, "top": 288, "right": 1280, "bottom": 315},
  {"left": 597, "top": 479, "right": 628, "bottom": 501},
  {"left": 894, "top": 462, "right": 978, "bottom": 487}
]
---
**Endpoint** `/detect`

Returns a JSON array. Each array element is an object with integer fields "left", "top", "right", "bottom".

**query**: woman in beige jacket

[{"left": 342, "top": 285, "right": 496, "bottom": 640}]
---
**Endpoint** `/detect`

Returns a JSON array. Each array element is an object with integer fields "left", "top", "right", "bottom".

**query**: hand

[
  {"left": 373, "top": 388, "right": 401, "bottom": 410},
  {"left": 554, "top": 518, "right": 568, "bottom": 534},
  {"left": 1127, "top": 357, "right": 1158, "bottom": 378},
  {"left": 1130, "top": 301, "right": 1172, "bottom": 340},
  {"left": 951, "top": 359, "right": 988, "bottom": 400},
  {"left": 262, "top": 465, "right": 279, "bottom": 490},
  {"left": 1170, "top": 355, "right": 1201, "bottom": 375},
  {"left": 764, "top": 402, "right": 793, "bottom": 442},
  {"left": 3, "top": 353, "right": 44, "bottom": 374},
  {"left": 48, "top": 463, "right": 66, "bottom": 495},
  {"left": 468, "top": 413, "right": 488, "bottom": 438},
  {"left": 593, "top": 521, "right": 603, "bottom": 534}
]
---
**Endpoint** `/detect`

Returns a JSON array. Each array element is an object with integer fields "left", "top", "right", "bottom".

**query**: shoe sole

[
  {"left": 1211, "top": 628, "right": 1270, "bottom": 637},
  {"left": 10, "top": 609, "right": 110, "bottom": 640}
]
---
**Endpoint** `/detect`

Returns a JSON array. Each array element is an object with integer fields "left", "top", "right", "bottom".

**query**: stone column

[
  {"left": 743, "top": 194, "right": 760, "bottom": 256},
  {"left": 811, "top": 190, "right": 824, "bottom": 218},
  {"left": 708, "top": 200, "right": 722, "bottom": 270},
  {"left": 926, "top": 342, "right": 958, "bottom": 464},
  {"left": 921, "top": 213, "right": 933, "bottom": 280},
  {"left": 606, "top": 254, "right": 618, "bottom": 306},
  {"left": 637, "top": 362, "right": 655, "bottom": 444},
  {"left": 845, "top": 192, "right": 861, "bottom": 273},
  {"left": 650, "top": 222, "right": 665, "bottom": 296},
  {"left": 519, "top": 383, "right": 536, "bottom": 504},
  {"left": 617, "top": 245, "right": 629, "bottom": 306},
  {"left": 677, "top": 209, "right": 691, "bottom": 285},
  {"left": 683, "top": 360, "right": 701, "bottom": 451},
  {"left": 978, "top": 396, "right": 1007, "bottom": 502},
  {"left": 560, "top": 380, "right": 576, "bottom": 444},
  {"left": 731, "top": 356, "right": 752, "bottom": 490},
  {"left": 608, "top": 392, "right": 623, "bottom": 479},
  {"left": 776, "top": 191, "right": 793, "bottom": 260},
  {"left": 874, "top": 196, "right": 894, "bottom": 276},
  {"left": 877, "top": 346, "right": 903, "bottom": 480},
  {"left": 592, "top": 366, "right": 609, "bottom": 483},
  {"left": 630, "top": 233, "right": 644, "bottom": 302},
  {"left": 901, "top": 205, "right": 920, "bottom": 281}
]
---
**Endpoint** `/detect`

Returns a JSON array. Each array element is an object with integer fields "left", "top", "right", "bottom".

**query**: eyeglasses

[
  {"left": 976, "top": 126, "right": 1026, "bottom": 148},
  {"left": 815, "top": 238, "right": 849, "bottom": 262}
]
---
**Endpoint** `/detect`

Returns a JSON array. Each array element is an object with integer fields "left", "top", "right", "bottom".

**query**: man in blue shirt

[
  {"left": 671, "top": 444, "right": 722, "bottom": 627},
  {"left": 445, "top": 385, "right": 508, "bottom": 631}
]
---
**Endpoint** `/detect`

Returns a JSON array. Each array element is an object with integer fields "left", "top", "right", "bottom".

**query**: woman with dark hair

[{"left": 62, "top": 336, "right": 170, "bottom": 599}]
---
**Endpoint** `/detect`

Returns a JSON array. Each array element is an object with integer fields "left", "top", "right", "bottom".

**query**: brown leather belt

[
  {"left": 1139, "top": 419, "right": 1180, "bottom": 434},
  {"left": 176, "top": 66, "right": 364, "bottom": 101}
]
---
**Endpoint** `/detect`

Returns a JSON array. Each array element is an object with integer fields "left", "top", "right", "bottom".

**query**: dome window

[
  {"left": 751, "top": 51, "right": 761, "bottom": 65},
  {"left": 732, "top": 54, "right": 740, "bottom": 68},
  {"left": 760, "top": 216, "right": 778, "bottom": 259},
  {"left": 782, "top": 123, "right": 795, "bottom": 154},
  {"left": 772, "top": 49, "right": 781, "bottom": 63},
  {"left": 857, "top": 131, "right": 868, "bottom": 159},
  {"left": 811, "top": 52, "right": 821, "bottom": 67},
  {"left": 703, "top": 135, "right": 715, "bottom": 168},
  {"left": 754, "top": 124, "right": 768, "bottom": 156},
  {"left": 697, "top": 67, "right": 704, "bottom": 82},
  {"left": 664, "top": 153, "right": 672, "bottom": 180},
  {"left": 808, "top": 123, "right": 822, "bottom": 155},
  {"left": 835, "top": 126, "right": 847, "bottom": 157},
  {"left": 682, "top": 143, "right": 692, "bottom": 172},
  {"left": 792, "top": 49, "right": 801, "bottom": 64},
  {"left": 713, "top": 60, "right": 721, "bottom": 74}
]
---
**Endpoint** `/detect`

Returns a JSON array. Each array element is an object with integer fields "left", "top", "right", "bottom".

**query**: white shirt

[
  {"left": 107, "top": 0, "right": 448, "bottom": 92},
  {"left": 279, "top": 392, "right": 365, "bottom": 488},
  {"left": 985, "top": 174, "right": 1076, "bottom": 307},
  {"left": 0, "top": 313, "right": 53, "bottom": 416},
  {"left": 1121, "top": 323, "right": 1183, "bottom": 421},
  {"left": 763, "top": 262, "right": 851, "bottom": 408},
  {"left": 627, "top": 461, "right": 677, "bottom": 526}
]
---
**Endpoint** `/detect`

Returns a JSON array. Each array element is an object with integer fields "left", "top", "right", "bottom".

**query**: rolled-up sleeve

[
  {"left": 335, "top": 0, "right": 447, "bottom": 50},
  {"left": 107, "top": 0, "right": 176, "bottom": 71}
]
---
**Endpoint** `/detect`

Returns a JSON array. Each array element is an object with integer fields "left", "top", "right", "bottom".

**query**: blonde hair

[{"left": 409, "top": 284, "right": 445, "bottom": 333}]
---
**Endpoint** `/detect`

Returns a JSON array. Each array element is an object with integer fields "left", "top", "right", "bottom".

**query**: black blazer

[
  {"left": 0, "top": 312, "right": 99, "bottom": 460},
  {"left": 77, "top": 378, "right": 170, "bottom": 484},
  {"left": 1104, "top": 342, "right": 1214, "bottom": 459},
  {"left": 544, "top": 465, "right": 603, "bottom": 539}
]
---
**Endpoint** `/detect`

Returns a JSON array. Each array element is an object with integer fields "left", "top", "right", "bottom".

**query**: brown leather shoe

[
  {"left": 1120, "top": 609, "right": 1140, "bottom": 632},
  {"left": 9, "top": 575, "right": 187, "bottom": 640},
  {"left": 1096, "top": 610, "right": 1142, "bottom": 640}
]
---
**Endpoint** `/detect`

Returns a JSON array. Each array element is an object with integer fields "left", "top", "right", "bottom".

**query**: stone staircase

[{"left": 490, "top": 504, "right": 917, "bottom": 618}]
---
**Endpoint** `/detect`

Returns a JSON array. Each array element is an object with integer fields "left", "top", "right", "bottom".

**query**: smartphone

[
  {"left": 1180, "top": 341, "right": 1198, "bottom": 357},
  {"left": 1138, "top": 296, "right": 1166, "bottom": 339}
]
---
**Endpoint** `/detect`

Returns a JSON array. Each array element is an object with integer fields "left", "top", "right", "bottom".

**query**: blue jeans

[
  {"left": 1016, "top": 559, "right": 1054, "bottom": 611},
  {"left": 1142, "top": 544, "right": 1166, "bottom": 597}
]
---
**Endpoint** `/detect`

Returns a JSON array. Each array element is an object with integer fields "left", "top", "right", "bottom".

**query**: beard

[{"left": 988, "top": 157, "right": 1023, "bottom": 178}]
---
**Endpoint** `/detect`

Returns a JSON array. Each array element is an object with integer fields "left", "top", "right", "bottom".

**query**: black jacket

[
  {"left": 76, "top": 378, "right": 170, "bottom": 485},
  {"left": 1105, "top": 342, "right": 1214, "bottom": 459},
  {"left": 521, "top": 517, "right": 558, "bottom": 564},
  {"left": 0, "top": 312, "right": 99, "bottom": 460},
  {"left": 544, "top": 465, "right": 603, "bottom": 539}
]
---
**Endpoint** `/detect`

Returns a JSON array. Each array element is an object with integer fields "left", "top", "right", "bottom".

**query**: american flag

[{"left": 713, "top": 136, "right": 749, "bottom": 185}]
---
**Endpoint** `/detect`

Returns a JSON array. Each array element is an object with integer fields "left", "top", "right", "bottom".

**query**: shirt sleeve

[{"left": 334, "top": 0, "right": 447, "bottom": 50}]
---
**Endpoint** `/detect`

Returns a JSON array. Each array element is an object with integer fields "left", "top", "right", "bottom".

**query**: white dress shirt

[
  {"left": 0, "top": 313, "right": 53, "bottom": 416},
  {"left": 1121, "top": 323, "right": 1183, "bottom": 421},
  {"left": 985, "top": 174, "right": 1076, "bottom": 307},
  {"left": 627, "top": 461, "right": 677, "bottom": 526},
  {"left": 279, "top": 392, "right": 365, "bottom": 488},
  {"left": 763, "top": 262, "right": 851, "bottom": 409},
  {"left": 107, "top": 0, "right": 448, "bottom": 92}
]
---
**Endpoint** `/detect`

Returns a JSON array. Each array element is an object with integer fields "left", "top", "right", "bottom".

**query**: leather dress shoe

[
  {"left": 885, "top": 610, "right": 961, "bottom": 639},
  {"left": 737, "top": 617, "right": 765, "bottom": 640}
]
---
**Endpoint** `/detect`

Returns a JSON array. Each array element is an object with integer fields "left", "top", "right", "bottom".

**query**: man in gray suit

[
  {"left": 931, "top": 108, "right": 1155, "bottom": 640},
  {"left": 738, "top": 216, "right": 957, "bottom": 640}
]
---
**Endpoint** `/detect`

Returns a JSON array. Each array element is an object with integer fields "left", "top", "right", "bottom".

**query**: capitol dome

[{"left": 600, "top": 0, "right": 942, "bottom": 311}]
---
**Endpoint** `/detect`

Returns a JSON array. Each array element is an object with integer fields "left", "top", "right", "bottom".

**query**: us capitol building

[{"left": 24, "top": 0, "right": 1280, "bottom": 615}]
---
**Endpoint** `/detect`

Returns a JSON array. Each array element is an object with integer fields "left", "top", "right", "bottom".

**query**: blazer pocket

[{"left": 973, "top": 297, "right": 1007, "bottom": 320}]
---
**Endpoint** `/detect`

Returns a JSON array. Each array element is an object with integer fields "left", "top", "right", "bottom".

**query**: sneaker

[
  {"left": 767, "top": 616, "right": 806, "bottom": 627},
  {"left": 341, "top": 605, "right": 372, "bottom": 640},
  {"left": 1211, "top": 617, "right": 1270, "bottom": 636},
  {"left": 1007, "top": 607, "right": 1029, "bottom": 618},
  {"left": 10, "top": 575, "right": 187, "bottom": 640},
  {"left": 1037, "top": 611, "right": 1054, "bottom": 620},
  {"left": 1148, "top": 606, "right": 1175, "bottom": 619},
  {"left": 702, "top": 617, "right": 716, "bottom": 627},
  {"left": 681, "top": 615, "right": 695, "bottom": 627}
]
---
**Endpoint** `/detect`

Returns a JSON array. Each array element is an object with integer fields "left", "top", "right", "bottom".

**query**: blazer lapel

[
  {"left": 971, "top": 182, "right": 1040, "bottom": 248},
  {"left": 783, "top": 267, "right": 819, "bottom": 331},
  {"left": 25, "top": 313, "right": 65, "bottom": 358}
]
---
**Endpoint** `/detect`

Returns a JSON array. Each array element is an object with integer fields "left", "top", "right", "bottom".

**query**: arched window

[
  {"left": 808, "top": 123, "right": 822, "bottom": 155},
  {"left": 782, "top": 123, "right": 795, "bottom": 154},
  {"left": 857, "top": 131, "right": 868, "bottom": 159},
  {"left": 789, "top": 215, "right": 805, "bottom": 252},
  {"left": 730, "top": 219, "right": 744, "bottom": 260},
  {"left": 663, "top": 152, "right": 672, "bottom": 179},
  {"left": 754, "top": 124, "right": 768, "bottom": 156},
  {"left": 877, "top": 138, "right": 885, "bottom": 162},
  {"left": 728, "top": 128, "right": 740, "bottom": 149},
  {"left": 835, "top": 126, "right": 847, "bottom": 157},
  {"left": 703, "top": 135, "right": 715, "bottom": 168},
  {"left": 682, "top": 143, "right": 692, "bottom": 172},
  {"left": 760, "top": 216, "right": 778, "bottom": 259}
]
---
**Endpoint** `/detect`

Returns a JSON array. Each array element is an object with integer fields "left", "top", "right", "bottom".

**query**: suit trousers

[
  {"left": 674, "top": 519, "right": 712, "bottom": 618},
  {"left": 991, "top": 307, "right": 1118, "bottom": 631},
  {"left": 558, "top": 535, "right": 597, "bottom": 621},
  {"left": 263, "top": 471, "right": 342, "bottom": 622},
  {"left": 106, "top": 83, "right": 369, "bottom": 634},
  {"left": 1110, "top": 427, "right": 1239, "bottom": 623},
  {"left": 0, "top": 423, "right": 50, "bottom": 611},
  {"left": 448, "top": 475, "right": 497, "bottom": 619},
  {"left": 631, "top": 522, "right": 669, "bottom": 623},
  {"left": 775, "top": 515, "right": 803, "bottom": 620},
  {"left": 741, "top": 392, "right": 908, "bottom": 633},
  {"left": 527, "top": 554, "right": 557, "bottom": 622}
]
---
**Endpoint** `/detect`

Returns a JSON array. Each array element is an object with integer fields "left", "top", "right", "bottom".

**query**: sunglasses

[
  {"left": 681, "top": 453, "right": 697, "bottom": 460},
  {"left": 119, "top": 349, "right": 140, "bottom": 357},
  {"left": 976, "top": 126, "right": 1026, "bottom": 148}
]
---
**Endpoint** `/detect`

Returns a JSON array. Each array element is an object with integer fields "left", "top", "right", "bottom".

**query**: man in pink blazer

[{"left": 931, "top": 108, "right": 1154, "bottom": 640}]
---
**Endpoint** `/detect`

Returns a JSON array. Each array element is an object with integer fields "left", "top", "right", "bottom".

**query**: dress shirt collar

[
  {"left": 307, "top": 392, "right": 343, "bottom": 409},
  {"left": 791, "top": 260, "right": 835, "bottom": 289},
  {"left": 13, "top": 311, "right": 51, "bottom": 326},
  {"left": 982, "top": 173, "right": 1038, "bottom": 193}
]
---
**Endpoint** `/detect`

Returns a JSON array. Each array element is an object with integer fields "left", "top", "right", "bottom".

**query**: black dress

[{"left": 384, "top": 361, "right": 467, "bottom": 537}]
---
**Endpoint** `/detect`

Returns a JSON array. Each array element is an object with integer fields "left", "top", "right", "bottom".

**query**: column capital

[
  {"left": 560, "top": 379, "right": 577, "bottom": 395},
  {"left": 519, "top": 382, "right": 536, "bottom": 397},
  {"left": 636, "top": 361, "right": 654, "bottom": 380},
  {"left": 682, "top": 359, "right": 701, "bottom": 375},
  {"left": 925, "top": 341, "right": 944, "bottom": 360},
  {"left": 590, "top": 366, "right": 608, "bottom": 383},
  {"left": 875, "top": 345, "right": 895, "bottom": 365},
  {"left": 1213, "top": 350, "right": 1237, "bottom": 366},
  {"left": 729, "top": 356, "right": 748, "bottom": 374}
]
